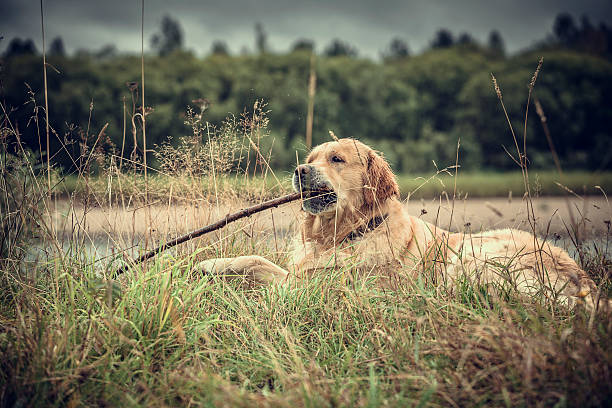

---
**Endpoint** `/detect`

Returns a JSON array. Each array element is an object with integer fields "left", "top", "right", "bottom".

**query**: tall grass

[{"left": 1, "top": 236, "right": 611, "bottom": 406}]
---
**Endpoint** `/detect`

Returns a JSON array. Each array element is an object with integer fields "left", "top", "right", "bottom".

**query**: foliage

[
  {"left": 48, "top": 37, "right": 66, "bottom": 57},
  {"left": 210, "top": 40, "right": 229, "bottom": 56},
  {"left": 382, "top": 37, "right": 411, "bottom": 60},
  {"left": 487, "top": 30, "right": 505, "bottom": 56},
  {"left": 323, "top": 39, "right": 358, "bottom": 57},
  {"left": 1, "top": 46, "right": 612, "bottom": 174},
  {"left": 431, "top": 29, "right": 454, "bottom": 49},
  {"left": 150, "top": 15, "right": 184, "bottom": 56},
  {"left": 291, "top": 38, "right": 315, "bottom": 53},
  {"left": 3, "top": 38, "right": 37, "bottom": 57},
  {"left": 255, "top": 23, "right": 268, "bottom": 55}
]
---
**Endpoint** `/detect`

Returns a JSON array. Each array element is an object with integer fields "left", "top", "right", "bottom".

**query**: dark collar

[{"left": 344, "top": 214, "right": 389, "bottom": 242}]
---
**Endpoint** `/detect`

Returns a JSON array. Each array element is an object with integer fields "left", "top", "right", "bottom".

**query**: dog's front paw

[
  {"left": 196, "top": 256, "right": 289, "bottom": 285},
  {"left": 197, "top": 258, "right": 233, "bottom": 275}
]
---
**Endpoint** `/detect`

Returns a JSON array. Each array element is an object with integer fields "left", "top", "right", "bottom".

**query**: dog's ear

[{"left": 362, "top": 149, "right": 399, "bottom": 207}]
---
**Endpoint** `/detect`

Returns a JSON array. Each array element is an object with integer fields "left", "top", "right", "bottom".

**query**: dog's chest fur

[{"left": 289, "top": 199, "right": 423, "bottom": 275}]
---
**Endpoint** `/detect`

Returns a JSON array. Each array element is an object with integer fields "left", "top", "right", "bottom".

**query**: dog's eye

[{"left": 331, "top": 155, "right": 344, "bottom": 163}]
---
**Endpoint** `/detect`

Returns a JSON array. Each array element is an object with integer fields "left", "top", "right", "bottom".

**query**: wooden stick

[{"left": 112, "top": 192, "right": 301, "bottom": 277}]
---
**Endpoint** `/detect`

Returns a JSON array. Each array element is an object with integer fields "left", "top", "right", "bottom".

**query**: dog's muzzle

[{"left": 292, "top": 164, "right": 338, "bottom": 214}]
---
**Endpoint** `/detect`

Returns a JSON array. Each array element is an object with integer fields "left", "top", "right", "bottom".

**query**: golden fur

[{"left": 200, "top": 139, "right": 607, "bottom": 311}]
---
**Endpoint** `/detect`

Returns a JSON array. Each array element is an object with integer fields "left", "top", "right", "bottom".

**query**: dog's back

[{"left": 438, "top": 228, "right": 605, "bottom": 310}]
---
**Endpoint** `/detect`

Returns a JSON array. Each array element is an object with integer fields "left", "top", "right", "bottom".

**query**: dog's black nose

[{"left": 294, "top": 164, "right": 310, "bottom": 177}]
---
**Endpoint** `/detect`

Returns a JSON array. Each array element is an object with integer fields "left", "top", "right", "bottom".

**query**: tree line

[{"left": 1, "top": 13, "right": 611, "bottom": 173}]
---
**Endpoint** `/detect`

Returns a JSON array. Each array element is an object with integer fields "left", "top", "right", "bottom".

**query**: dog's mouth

[
  {"left": 299, "top": 186, "right": 338, "bottom": 214},
  {"left": 292, "top": 172, "right": 338, "bottom": 214},
  {"left": 303, "top": 186, "right": 337, "bottom": 201}
]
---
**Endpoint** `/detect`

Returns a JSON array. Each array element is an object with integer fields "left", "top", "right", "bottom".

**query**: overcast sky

[{"left": 1, "top": 0, "right": 611, "bottom": 58}]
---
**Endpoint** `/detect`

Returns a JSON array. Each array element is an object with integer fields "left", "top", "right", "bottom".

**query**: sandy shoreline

[{"left": 53, "top": 196, "right": 611, "bottom": 240}]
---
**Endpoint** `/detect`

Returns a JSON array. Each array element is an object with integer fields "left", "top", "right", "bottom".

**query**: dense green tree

[
  {"left": 324, "top": 39, "right": 358, "bottom": 57},
  {"left": 431, "top": 29, "right": 454, "bottom": 49},
  {"left": 150, "top": 15, "right": 184, "bottom": 56},
  {"left": 457, "top": 32, "right": 476, "bottom": 46},
  {"left": 553, "top": 13, "right": 578, "bottom": 46},
  {"left": 255, "top": 23, "right": 267, "bottom": 54},
  {"left": 487, "top": 30, "right": 505, "bottom": 56},
  {"left": 49, "top": 37, "right": 66, "bottom": 56},
  {"left": 543, "top": 13, "right": 612, "bottom": 59},
  {"left": 291, "top": 39, "right": 315, "bottom": 53},
  {"left": 211, "top": 41, "right": 229, "bottom": 55},
  {"left": 457, "top": 51, "right": 612, "bottom": 169},
  {"left": 383, "top": 37, "right": 410, "bottom": 60},
  {"left": 3, "top": 38, "right": 37, "bottom": 57},
  {"left": 95, "top": 44, "right": 118, "bottom": 59}
]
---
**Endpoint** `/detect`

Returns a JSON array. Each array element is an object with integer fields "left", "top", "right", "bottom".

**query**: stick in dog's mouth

[
  {"left": 301, "top": 187, "right": 337, "bottom": 200},
  {"left": 299, "top": 187, "right": 338, "bottom": 214}
]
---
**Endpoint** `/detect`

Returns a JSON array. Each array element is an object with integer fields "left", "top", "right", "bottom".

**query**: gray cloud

[{"left": 1, "top": 0, "right": 611, "bottom": 57}]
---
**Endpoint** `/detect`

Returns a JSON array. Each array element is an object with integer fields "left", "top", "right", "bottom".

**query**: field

[{"left": 3, "top": 157, "right": 612, "bottom": 406}]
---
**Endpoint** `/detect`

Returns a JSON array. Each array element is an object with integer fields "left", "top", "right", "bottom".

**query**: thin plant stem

[
  {"left": 120, "top": 96, "right": 126, "bottom": 172},
  {"left": 306, "top": 52, "right": 316, "bottom": 149},
  {"left": 40, "top": 0, "right": 50, "bottom": 198},
  {"left": 140, "top": 0, "right": 151, "bottom": 260}
]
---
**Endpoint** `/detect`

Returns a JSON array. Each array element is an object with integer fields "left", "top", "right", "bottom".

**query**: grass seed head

[
  {"left": 529, "top": 57, "right": 543, "bottom": 90},
  {"left": 491, "top": 73, "right": 502, "bottom": 100}
]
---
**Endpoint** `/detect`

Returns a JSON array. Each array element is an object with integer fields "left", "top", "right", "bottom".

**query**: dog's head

[{"left": 292, "top": 139, "right": 399, "bottom": 215}]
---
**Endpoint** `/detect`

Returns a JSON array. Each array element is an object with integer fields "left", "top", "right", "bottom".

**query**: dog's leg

[{"left": 198, "top": 255, "right": 289, "bottom": 284}]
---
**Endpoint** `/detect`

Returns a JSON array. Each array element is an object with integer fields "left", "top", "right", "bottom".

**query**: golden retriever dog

[{"left": 200, "top": 138, "right": 608, "bottom": 311}]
